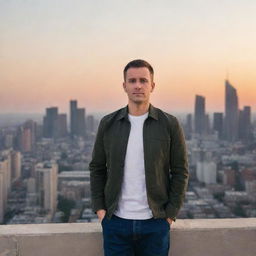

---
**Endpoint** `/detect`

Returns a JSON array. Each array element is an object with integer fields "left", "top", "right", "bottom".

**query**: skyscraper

[
  {"left": 194, "top": 95, "right": 206, "bottom": 135},
  {"left": 76, "top": 108, "right": 86, "bottom": 138},
  {"left": 43, "top": 107, "right": 67, "bottom": 139},
  {"left": 70, "top": 100, "right": 78, "bottom": 136},
  {"left": 213, "top": 112, "right": 224, "bottom": 139},
  {"left": 87, "top": 115, "right": 95, "bottom": 134},
  {"left": 0, "top": 151, "right": 12, "bottom": 223},
  {"left": 57, "top": 114, "right": 68, "bottom": 138},
  {"left": 43, "top": 107, "right": 58, "bottom": 138},
  {"left": 224, "top": 80, "right": 239, "bottom": 142},
  {"left": 17, "top": 126, "right": 32, "bottom": 152},
  {"left": 0, "top": 159, "right": 8, "bottom": 223},
  {"left": 23, "top": 120, "right": 37, "bottom": 151},
  {"left": 70, "top": 100, "right": 86, "bottom": 138},
  {"left": 239, "top": 106, "right": 252, "bottom": 142},
  {"left": 185, "top": 113, "right": 192, "bottom": 139},
  {"left": 35, "top": 162, "right": 58, "bottom": 216},
  {"left": 10, "top": 151, "right": 21, "bottom": 182}
]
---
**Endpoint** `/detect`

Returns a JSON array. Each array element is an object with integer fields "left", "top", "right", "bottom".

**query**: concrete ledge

[{"left": 1, "top": 218, "right": 256, "bottom": 256}]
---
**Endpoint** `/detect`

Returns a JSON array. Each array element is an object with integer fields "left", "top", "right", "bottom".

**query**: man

[{"left": 89, "top": 59, "right": 189, "bottom": 256}]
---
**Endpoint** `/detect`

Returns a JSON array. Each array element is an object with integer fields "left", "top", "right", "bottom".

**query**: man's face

[{"left": 123, "top": 67, "right": 155, "bottom": 105}]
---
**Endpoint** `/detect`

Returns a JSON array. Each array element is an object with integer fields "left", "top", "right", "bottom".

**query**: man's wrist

[
  {"left": 97, "top": 209, "right": 106, "bottom": 221},
  {"left": 166, "top": 217, "right": 174, "bottom": 224}
]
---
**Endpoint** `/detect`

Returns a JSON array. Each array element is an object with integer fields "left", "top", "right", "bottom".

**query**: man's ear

[
  {"left": 123, "top": 82, "right": 127, "bottom": 92},
  {"left": 151, "top": 82, "right": 155, "bottom": 92}
]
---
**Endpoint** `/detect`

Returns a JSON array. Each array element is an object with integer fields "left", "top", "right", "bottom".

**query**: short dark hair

[{"left": 123, "top": 59, "right": 154, "bottom": 81}]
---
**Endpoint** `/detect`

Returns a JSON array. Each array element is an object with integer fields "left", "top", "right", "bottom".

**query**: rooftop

[{"left": 1, "top": 218, "right": 256, "bottom": 256}]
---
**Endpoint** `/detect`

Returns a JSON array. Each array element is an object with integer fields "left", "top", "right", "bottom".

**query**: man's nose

[{"left": 135, "top": 81, "right": 142, "bottom": 89}]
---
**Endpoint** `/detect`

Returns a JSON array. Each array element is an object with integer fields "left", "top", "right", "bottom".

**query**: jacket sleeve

[
  {"left": 165, "top": 116, "right": 189, "bottom": 221},
  {"left": 89, "top": 117, "right": 107, "bottom": 213}
]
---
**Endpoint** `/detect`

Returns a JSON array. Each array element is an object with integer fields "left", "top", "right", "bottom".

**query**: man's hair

[{"left": 123, "top": 59, "right": 154, "bottom": 82}]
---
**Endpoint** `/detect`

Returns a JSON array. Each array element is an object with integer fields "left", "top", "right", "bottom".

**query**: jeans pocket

[{"left": 163, "top": 218, "right": 171, "bottom": 229}]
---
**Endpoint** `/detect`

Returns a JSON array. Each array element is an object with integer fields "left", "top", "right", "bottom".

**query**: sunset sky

[{"left": 1, "top": 0, "right": 255, "bottom": 115}]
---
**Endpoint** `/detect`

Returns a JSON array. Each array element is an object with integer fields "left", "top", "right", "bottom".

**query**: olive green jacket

[{"left": 89, "top": 103, "right": 189, "bottom": 221}]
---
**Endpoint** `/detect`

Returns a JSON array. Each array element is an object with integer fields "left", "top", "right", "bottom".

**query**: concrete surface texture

[{"left": 0, "top": 218, "right": 256, "bottom": 256}]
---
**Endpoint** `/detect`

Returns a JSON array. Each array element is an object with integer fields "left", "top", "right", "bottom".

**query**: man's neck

[{"left": 127, "top": 101, "right": 150, "bottom": 116}]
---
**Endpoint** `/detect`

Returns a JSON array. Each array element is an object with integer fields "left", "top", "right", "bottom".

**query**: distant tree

[
  {"left": 233, "top": 204, "right": 246, "bottom": 217},
  {"left": 61, "top": 152, "right": 68, "bottom": 159},
  {"left": 58, "top": 165, "right": 73, "bottom": 171},
  {"left": 57, "top": 195, "right": 76, "bottom": 222},
  {"left": 231, "top": 161, "right": 239, "bottom": 171},
  {"left": 213, "top": 192, "right": 225, "bottom": 202},
  {"left": 187, "top": 212, "right": 194, "bottom": 219}
]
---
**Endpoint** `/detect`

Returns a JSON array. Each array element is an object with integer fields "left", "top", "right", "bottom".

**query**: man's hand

[
  {"left": 97, "top": 209, "right": 106, "bottom": 222},
  {"left": 166, "top": 218, "right": 173, "bottom": 225}
]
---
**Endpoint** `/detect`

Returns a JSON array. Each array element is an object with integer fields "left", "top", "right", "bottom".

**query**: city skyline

[
  {"left": 1, "top": 0, "right": 256, "bottom": 113},
  {"left": 1, "top": 79, "right": 254, "bottom": 118}
]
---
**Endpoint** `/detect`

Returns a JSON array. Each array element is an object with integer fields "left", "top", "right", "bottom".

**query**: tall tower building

[
  {"left": 3, "top": 134, "right": 14, "bottom": 149},
  {"left": 17, "top": 125, "right": 33, "bottom": 153},
  {"left": 0, "top": 150, "right": 12, "bottom": 193},
  {"left": 239, "top": 106, "right": 252, "bottom": 142},
  {"left": 70, "top": 100, "right": 78, "bottom": 136},
  {"left": 213, "top": 112, "right": 224, "bottom": 139},
  {"left": 185, "top": 113, "right": 192, "bottom": 139},
  {"left": 87, "top": 115, "right": 95, "bottom": 134},
  {"left": 224, "top": 80, "right": 239, "bottom": 142},
  {"left": 43, "top": 107, "right": 58, "bottom": 138},
  {"left": 70, "top": 100, "right": 86, "bottom": 138},
  {"left": 23, "top": 120, "right": 37, "bottom": 151},
  {"left": 194, "top": 95, "right": 206, "bottom": 135},
  {"left": 43, "top": 107, "right": 67, "bottom": 139},
  {"left": 35, "top": 162, "right": 58, "bottom": 216},
  {"left": 10, "top": 151, "right": 21, "bottom": 182},
  {"left": 57, "top": 114, "right": 68, "bottom": 138},
  {"left": 77, "top": 108, "right": 86, "bottom": 138},
  {"left": 0, "top": 155, "right": 10, "bottom": 223},
  {"left": 205, "top": 114, "right": 210, "bottom": 134},
  {"left": 0, "top": 168, "right": 4, "bottom": 223}
]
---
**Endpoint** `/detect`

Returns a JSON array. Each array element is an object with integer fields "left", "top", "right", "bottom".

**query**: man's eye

[
  {"left": 140, "top": 79, "right": 147, "bottom": 83},
  {"left": 129, "top": 79, "right": 136, "bottom": 83}
]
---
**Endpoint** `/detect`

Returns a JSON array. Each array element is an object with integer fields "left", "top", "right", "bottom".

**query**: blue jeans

[{"left": 101, "top": 214, "right": 171, "bottom": 256}]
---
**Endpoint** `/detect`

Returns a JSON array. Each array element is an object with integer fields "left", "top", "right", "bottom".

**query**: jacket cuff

[
  {"left": 165, "top": 204, "right": 179, "bottom": 222},
  {"left": 92, "top": 198, "right": 106, "bottom": 213}
]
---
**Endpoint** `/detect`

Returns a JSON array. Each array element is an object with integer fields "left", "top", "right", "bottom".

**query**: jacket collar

[{"left": 117, "top": 103, "right": 158, "bottom": 121}]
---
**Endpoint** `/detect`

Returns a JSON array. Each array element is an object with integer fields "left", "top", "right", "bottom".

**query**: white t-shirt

[{"left": 114, "top": 111, "right": 153, "bottom": 219}]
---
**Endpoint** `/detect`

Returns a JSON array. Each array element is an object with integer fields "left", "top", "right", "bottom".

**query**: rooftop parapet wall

[{"left": 0, "top": 218, "right": 256, "bottom": 256}]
